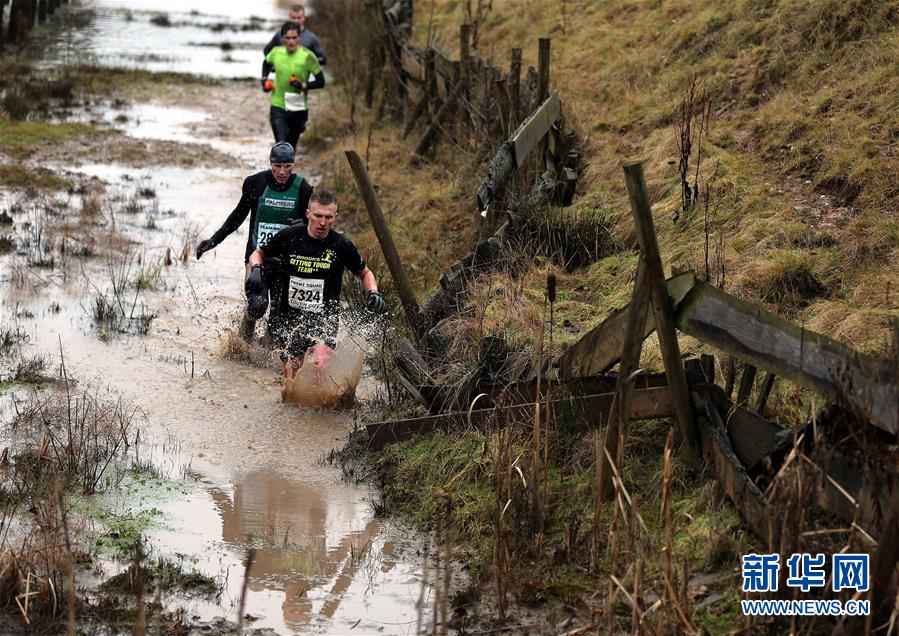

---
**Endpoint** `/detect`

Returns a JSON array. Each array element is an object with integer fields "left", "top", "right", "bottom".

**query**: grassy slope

[{"left": 411, "top": 0, "right": 899, "bottom": 357}]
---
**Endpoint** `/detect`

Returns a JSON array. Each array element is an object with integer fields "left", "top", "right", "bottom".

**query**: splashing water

[{"left": 281, "top": 337, "right": 365, "bottom": 408}]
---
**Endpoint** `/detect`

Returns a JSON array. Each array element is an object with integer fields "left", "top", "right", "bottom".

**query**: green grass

[
  {"left": 341, "top": 416, "right": 758, "bottom": 625},
  {"left": 0, "top": 162, "right": 71, "bottom": 190},
  {"left": 0, "top": 118, "right": 95, "bottom": 160}
]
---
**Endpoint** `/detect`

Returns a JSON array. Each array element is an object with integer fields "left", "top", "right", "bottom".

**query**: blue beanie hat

[{"left": 270, "top": 141, "right": 295, "bottom": 163}]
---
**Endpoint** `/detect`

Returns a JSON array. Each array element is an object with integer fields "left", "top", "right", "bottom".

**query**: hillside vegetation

[
  {"left": 315, "top": 0, "right": 897, "bottom": 362},
  {"left": 311, "top": 2, "right": 897, "bottom": 631}
]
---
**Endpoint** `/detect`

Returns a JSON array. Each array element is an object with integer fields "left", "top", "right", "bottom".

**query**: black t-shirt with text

[{"left": 260, "top": 225, "right": 365, "bottom": 321}]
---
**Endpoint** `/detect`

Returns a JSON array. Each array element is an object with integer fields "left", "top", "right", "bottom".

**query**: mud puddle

[{"left": 0, "top": 162, "right": 431, "bottom": 633}]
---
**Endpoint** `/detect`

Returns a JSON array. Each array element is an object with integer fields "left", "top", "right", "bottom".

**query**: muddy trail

[{"left": 0, "top": 1, "right": 433, "bottom": 634}]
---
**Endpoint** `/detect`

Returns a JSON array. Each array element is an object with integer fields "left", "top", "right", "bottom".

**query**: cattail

[{"left": 546, "top": 272, "right": 556, "bottom": 303}]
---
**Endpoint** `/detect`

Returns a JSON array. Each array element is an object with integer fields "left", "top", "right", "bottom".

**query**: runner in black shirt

[
  {"left": 247, "top": 188, "right": 388, "bottom": 376},
  {"left": 196, "top": 142, "right": 313, "bottom": 340}
]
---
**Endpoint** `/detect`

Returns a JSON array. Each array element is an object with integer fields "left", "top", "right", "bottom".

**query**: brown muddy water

[{"left": 0, "top": 2, "right": 435, "bottom": 633}]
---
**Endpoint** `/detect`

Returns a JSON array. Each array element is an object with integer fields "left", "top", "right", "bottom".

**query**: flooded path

[{"left": 1, "top": 1, "right": 433, "bottom": 633}]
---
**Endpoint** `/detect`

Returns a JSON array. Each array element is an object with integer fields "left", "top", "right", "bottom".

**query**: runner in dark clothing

[
  {"left": 196, "top": 142, "right": 313, "bottom": 340},
  {"left": 247, "top": 188, "right": 387, "bottom": 377},
  {"left": 261, "top": 3, "right": 327, "bottom": 83}
]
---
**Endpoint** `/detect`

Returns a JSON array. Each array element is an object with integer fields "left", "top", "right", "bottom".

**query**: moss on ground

[
  {"left": 0, "top": 118, "right": 96, "bottom": 161},
  {"left": 0, "top": 162, "right": 71, "bottom": 190}
]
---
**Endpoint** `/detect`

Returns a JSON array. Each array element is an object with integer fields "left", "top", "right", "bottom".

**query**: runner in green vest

[
  {"left": 262, "top": 21, "right": 324, "bottom": 151},
  {"left": 195, "top": 142, "right": 313, "bottom": 341}
]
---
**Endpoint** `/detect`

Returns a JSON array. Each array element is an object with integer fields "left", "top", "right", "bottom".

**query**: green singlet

[
  {"left": 264, "top": 46, "right": 322, "bottom": 112},
  {"left": 253, "top": 176, "right": 304, "bottom": 251}
]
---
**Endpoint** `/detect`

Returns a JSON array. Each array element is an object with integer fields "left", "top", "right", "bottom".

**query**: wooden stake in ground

[
  {"left": 596, "top": 258, "right": 651, "bottom": 503},
  {"left": 623, "top": 161, "right": 699, "bottom": 460},
  {"left": 345, "top": 150, "right": 425, "bottom": 342}
]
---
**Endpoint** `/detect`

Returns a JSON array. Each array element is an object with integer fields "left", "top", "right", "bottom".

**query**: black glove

[
  {"left": 366, "top": 290, "right": 388, "bottom": 314},
  {"left": 196, "top": 238, "right": 216, "bottom": 260},
  {"left": 289, "top": 75, "right": 304, "bottom": 90},
  {"left": 290, "top": 217, "right": 307, "bottom": 227},
  {"left": 245, "top": 264, "right": 266, "bottom": 296},
  {"left": 261, "top": 78, "right": 274, "bottom": 92}
]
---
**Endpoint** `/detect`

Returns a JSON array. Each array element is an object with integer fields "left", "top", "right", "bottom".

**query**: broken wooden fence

[{"left": 367, "top": 160, "right": 897, "bottom": 590}]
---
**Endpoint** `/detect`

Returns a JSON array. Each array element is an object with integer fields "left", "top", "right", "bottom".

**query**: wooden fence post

[
  {"left": 424, "top": 47, "right": 437, "bottom": 109},
  {"left": 411, "top": 79, "right": 464, "bottom": 159},
  {"left": 536, "top": 37, "right": 550, "bottom": 108},
  {"left": 736, "top": 363, "right": 757, "bottom": 405},
  {"left": 596, "top": 258, "right": 651, "bottom": 502},
  {"left": 493, "top": 78, "right": 511, "bottom": 137},
  {"left": 7, "top": 0, "right": 18, "bottom": 43},
  {"left": 623, "top": 161, "right": 700, "bottom": 461},
  {"left": 509, "top": 47, "right": 522, "bottom": 125},
  {"left": 345, "top": 151, "right": 425, "bottom": 341},
  {"left": 754, "top": 372, "right": 776, "bottom": 414},
  {"left": 0, "top": 0, "right": 6, "bottom": 53},
  {"left": 459, "top": 23, "right": 470, "bottom": 99}
]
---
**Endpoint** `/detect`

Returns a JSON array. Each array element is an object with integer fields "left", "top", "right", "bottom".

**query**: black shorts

[{"left": 267, "top": 309, "right": 338, "bottom": 358}]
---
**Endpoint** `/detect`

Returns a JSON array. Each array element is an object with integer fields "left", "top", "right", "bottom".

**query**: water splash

[{"left": 281, "top": 337, "right": 364, "bottom": 408}]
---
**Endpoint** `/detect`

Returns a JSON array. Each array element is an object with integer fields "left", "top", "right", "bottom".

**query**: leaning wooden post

[
  {"left": 509, "top": 47, "right": 522, "bottom": 125},
  {"left": 536, "top": 37, "right": 550, "bottom": 108},
  {"left": 459, "top": 24, "right": 470, "bottom": 100},
  {"left": 623, "top": 161, "right": 700, "bottom": 460},
  {"left": 345, "top": 151, "right": 425, "bottom": 341},
  {"left": 412, "top": 79, "right": 464, "bottom": 159},
  {"left": 596, "top": 258, "right": 651, "bottom": 503}
]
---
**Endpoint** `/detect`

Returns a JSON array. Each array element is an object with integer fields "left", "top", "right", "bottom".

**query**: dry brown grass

[{"left": 398, "top": 0, "right": 898, "bottom": 355}]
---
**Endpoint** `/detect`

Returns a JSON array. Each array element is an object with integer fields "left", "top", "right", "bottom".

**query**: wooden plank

[
  {"left": 365, "top": 386, "right": 674, "bottom": 448},
  {"left": 510, "top": 92, "right": 561, "bottom": 168},
  {"left": 476, "top": 142, "right": 515, "bottom": 215},
  {"left": 693, "top": 387, "right": 770, "bottom": 540},
  {"left": 675, "top": 279, "right": 898, "bottom": 435},
  {"left": 478, "top": 371, "right": 669, "bottom": 406},
  {"left": 624, "top": 162, "right": 699, "bottom": 460},
  {"left": 597, "top": 257, "right": 652, "bottom": 503},
  {"left": 706, "top": 388, "right": 790, "bottom": 470},
  {"left": 735, "top": 363, "right": 757, "bottom": 405},
  {"left": 557, "top": 272, "right": 695, "bottom": 379}
]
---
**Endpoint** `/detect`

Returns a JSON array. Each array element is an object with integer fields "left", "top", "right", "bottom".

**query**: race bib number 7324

[{"left": 288, "top": 277, "right": 324, "bottom": 312}]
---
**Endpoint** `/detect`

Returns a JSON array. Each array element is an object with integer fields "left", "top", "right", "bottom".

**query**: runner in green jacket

[{"left": 262, "top": 21, "right": 324, "bottom": 152}]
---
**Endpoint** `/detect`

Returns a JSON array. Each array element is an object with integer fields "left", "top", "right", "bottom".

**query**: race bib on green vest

[
  {"left": 253, "top": 176, "right": 303, "bottom": 249},
  {"left": 284, "top": 91, "right": 307, "bottom": 112},
  {"left": 288, "top": 277, "right": 324, "bottom": 312}
]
